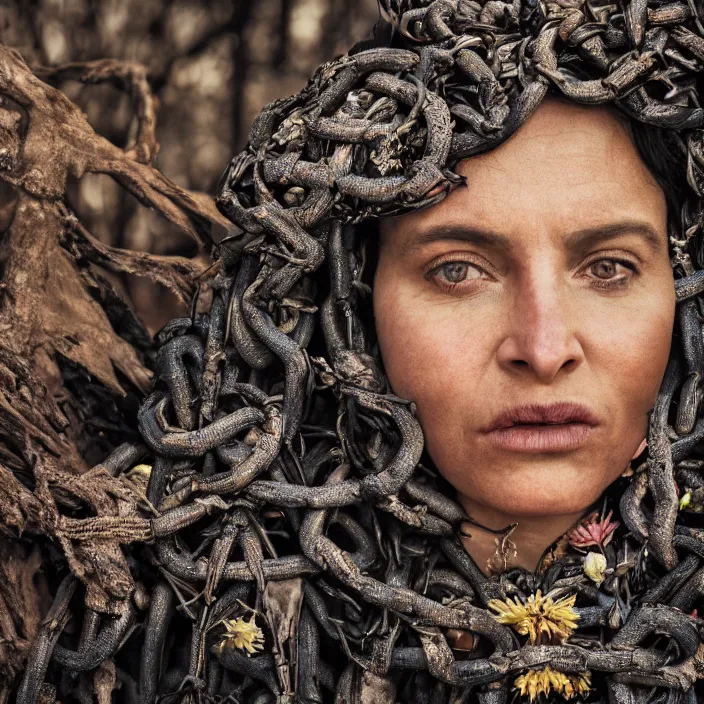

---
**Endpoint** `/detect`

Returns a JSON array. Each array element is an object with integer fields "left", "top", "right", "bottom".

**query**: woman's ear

[
  {"left": 621, "top": 438, "right": 648, "bottom": 478},
  {"left": 631, "top": 438, "right": 648, "bottom": 460}
]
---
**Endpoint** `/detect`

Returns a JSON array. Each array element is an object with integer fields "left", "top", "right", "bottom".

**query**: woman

[
  {"left": 374, "top": 95, "right": 675, "bottom": 577},
  {"left": 21, "top": 1, "right": 704, "bottom": 702}
]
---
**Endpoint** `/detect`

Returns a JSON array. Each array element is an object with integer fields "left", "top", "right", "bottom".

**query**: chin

[
  {"left": 451, "top": 463, "right": 618, "bottom": 519},
  {"left": 484, "top": 487, "right": 603, "bottom": 519}
]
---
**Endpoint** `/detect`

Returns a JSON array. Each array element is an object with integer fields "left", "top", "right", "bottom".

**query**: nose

[{"left": 496, "top": 272, "right": 584, "bottom": 384}]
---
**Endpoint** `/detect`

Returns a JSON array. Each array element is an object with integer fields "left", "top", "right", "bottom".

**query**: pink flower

[{"left": 568, "top": 510, "right": 619, "bottom": 550}]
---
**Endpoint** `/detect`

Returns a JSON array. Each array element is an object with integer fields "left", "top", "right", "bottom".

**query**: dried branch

[
  {"left": 34, "top": 58, "right": 159, "bottom": 165},
  {"left": 60, "top": 205, "right": 202, "bottom": 305},
  {"left": 0, "top": 46, "right": 229, "bottom": 246}
]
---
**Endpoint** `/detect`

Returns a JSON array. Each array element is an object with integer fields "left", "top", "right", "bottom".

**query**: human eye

[
  {"left": 584, "top": 256, "right": 639, "bottom": 290},
  {"left": 425, "top": 255, "right": 489, "bottom": 293}
]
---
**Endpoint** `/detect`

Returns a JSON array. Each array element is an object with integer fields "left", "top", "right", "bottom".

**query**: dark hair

[{"left": 629, "top": 119, "right": 691, "bottom": 252}]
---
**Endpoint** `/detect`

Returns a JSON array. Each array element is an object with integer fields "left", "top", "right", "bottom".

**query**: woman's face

[{"left": 373, "top": 98, "right": 675, "bottom": 519}]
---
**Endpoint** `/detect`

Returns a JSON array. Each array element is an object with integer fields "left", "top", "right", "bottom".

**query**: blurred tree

[{"left": 0, "top": 0, "right": 378, "bottom": 331}]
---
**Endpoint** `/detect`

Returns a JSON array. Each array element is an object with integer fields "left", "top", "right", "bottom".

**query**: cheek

[
  {"left": 373, "top": 270, "right": 489, "bottom": 410},
  {"left": 587, "top": 287, "right": 675, "bottom": 427}
]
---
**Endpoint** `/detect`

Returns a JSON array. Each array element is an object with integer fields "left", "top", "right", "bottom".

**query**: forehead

[{"left": 380, "top": 98, "right": 667, "bottom": 239}]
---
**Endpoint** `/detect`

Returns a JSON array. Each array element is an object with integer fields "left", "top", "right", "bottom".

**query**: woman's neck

[{"left": 457, "top": 494, "right": 588, "bottom": 575}]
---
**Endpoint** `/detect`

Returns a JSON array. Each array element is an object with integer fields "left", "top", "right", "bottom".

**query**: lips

[
  {"left": 482, "top": 402, "right": 599, "bottom": 453},
  {"left": 484, "top": 402, "right": 599, "bottom": 432}
]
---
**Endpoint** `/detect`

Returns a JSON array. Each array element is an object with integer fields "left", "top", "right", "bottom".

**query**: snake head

[{"left": 333, "top": 350, "right": 386, "bottom": 392}]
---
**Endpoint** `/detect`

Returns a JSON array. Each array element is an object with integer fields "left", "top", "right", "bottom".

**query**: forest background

[{"left": 0, "top": 0, "right": 378, "bottom": 331}]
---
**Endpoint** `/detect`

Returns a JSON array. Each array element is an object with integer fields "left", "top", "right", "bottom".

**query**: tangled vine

[{"left": 13, "top": 0, "right": 704, "bottom": 702}]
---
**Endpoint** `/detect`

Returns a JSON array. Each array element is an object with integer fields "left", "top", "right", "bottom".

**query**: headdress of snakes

[{"left": 18, "top": 1, "right": 704, "bottom": 702}]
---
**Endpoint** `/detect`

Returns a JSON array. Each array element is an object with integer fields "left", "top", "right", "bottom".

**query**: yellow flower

[
  {"left": 569, "top": 671, "right": 592, "bottom": 697},
  {"left": 488, "top": 590, "right": 579, "bottom": 645},
  {"left": 218, "top": 614, "right": 265, "bottom": 656},
  {"left": 514, "top": 667, "right": 591, "bottom": 702}
]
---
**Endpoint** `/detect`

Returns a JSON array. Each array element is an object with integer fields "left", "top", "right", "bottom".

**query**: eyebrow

[{"left": 399, "top": 220, "right": 666, "bottom": 257}]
